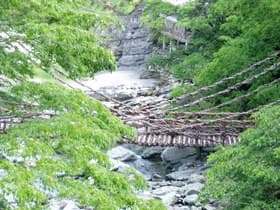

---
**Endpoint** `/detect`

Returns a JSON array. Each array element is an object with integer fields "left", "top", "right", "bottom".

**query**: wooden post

[
  {"left": 3, "top": 121, "right": 6, "bottom": 134},
  {"left": 195, "top": 126, "right": 202, "bottom": 159},
  {"left": 169, "top": 39, "right": 172, "bottom": 53},
  {"left": 221, "top": 121, "right": 226, "bottom": 146},
  {"left": 162, "top": 36, "right": 166, "bottom": 50}
]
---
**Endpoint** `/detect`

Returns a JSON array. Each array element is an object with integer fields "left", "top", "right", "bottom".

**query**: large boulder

[
  {"left": 166, "top": 168, "right": 199, "bottom": 181},
  {"left": 141, "top": 146, "right": 165, "bottom": 159},
  {"left": 151, "top": 186, "right": 179, "bottom": 206},
  {"left": 49, "top": 199, "right": 82, "bottom": 210},
  {"left": 107, "top": 146, "right": 138, "bottom": 162},
  {"left": 109, "top": 158, "right": 131, "bottom": 173},
  {"left": 178, "top": 183, "right": 204, "bottom": 197},
  {"left": 161, "top": 147, "right": 197, "bottom": 164},
  {"left": 183, "top": 194, "right": 198, "bottom": 205}
]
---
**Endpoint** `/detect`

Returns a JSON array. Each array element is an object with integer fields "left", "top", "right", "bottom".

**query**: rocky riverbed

[
  {"left": 78, "top": 4, "right": 222, "bottom": 209},
  {"left": 107, "top": 144, "right": 221, "bottom": 210},
  {"left": 79, "top": 66, "right": 221, "bottom": 210}
]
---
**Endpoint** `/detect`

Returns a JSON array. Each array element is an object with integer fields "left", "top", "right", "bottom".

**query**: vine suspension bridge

[{"left": 1, "top": 51, "right": 279, "bottom": 148}]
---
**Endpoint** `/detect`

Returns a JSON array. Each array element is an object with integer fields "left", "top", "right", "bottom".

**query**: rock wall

[{"left": 108, "top": 4, "right": 153, "bottom": 70}]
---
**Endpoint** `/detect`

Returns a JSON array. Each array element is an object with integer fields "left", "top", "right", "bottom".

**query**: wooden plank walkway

[{"left": 124, "top": 134, "right": 239, "bottom": 147}]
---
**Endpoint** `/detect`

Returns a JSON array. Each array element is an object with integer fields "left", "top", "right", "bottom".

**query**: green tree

[
  {"left": 143, "top": 0, "right": 280, "bottom": 112},
  {"left": 0, "top": 1, "right": 167, "bottom": 209},
  {"left": 201, "top": 105, "right": 280, "bottom": 209},
  {"left": 0, "top": 0, "right": 117, "bottom": 79}
]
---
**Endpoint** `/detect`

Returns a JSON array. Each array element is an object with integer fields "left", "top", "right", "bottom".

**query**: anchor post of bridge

[
  {"left": 194, "top": 125, "right": 202, "bottom": 159},
  {"left": 3, "top": 121, "right": 7, "bottom": 134},
  {"left": 221, "top": 121, "right": 226, "bottom": 146}
]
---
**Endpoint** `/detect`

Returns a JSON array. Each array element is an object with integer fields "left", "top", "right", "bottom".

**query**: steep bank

[{"left": 107, "top": 3, "right": 153, "bottom": 70}]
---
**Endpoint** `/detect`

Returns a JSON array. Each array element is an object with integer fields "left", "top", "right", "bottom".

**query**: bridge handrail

[
  {"left": 139, "top": 52, "right": 280, "bottom": 111},
  {"left": 203, "top": 77, "right": 280, "bottom": 112},
  {"left": 175, "top": 99, "right": 280, "bottom": 130},
  {"left": 169, "top": 62, "right": 280, "bottom": 111},
  {"left": 176, "top": 51, "right": 280, "bottom": 103}
]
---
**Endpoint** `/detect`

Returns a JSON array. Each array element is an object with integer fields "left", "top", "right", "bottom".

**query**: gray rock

[
  {"left": 151, "top": 186, "right": 179, "bottom": 206},
  {"left": 0, "top": 169, "right": 8, "bottom": 179},
  {"left": 187, "top": 189, "right": 199, "bottom": 195},
  {"left": 188, "top": 174, "right": 205, "bottom": 184},
  {"left": 140, "top": 71, "right": 161, "bottom": 79},
  {"left": 152, "top": 173, "right": 162, "bottom": 179},
  {"left": 152, "top": 186, "right": 179, "bottom": 196},
  {"left": 185, "top": 183, "right": 204, "bottom": 193},
  {"left": 103, "top": 3, "right": 153, "bottom": 70},
  {"left": 190, "top": 206, "right": 202, "bottom": 210},
  {"left": 161, "top": 147, "right": 197, "bottom": 164},
  {"left": 63, "top": 201, "right": 81, "bottom": 210},
  {"left": 202, "top": 147, "right": 216, "bottom": 154},
  {"left": 166, "top": 168, "right": 199, "bottom": 181},
  {"left": 141, "top": 146, "right": 165, "bottom": 159},
  {"left": 123, "top": 144, "right": 148, "bottom": 155},
  {"left": 200, "top": 164, "right": 213, "bottom": 171},
  {"left": 160, "top": 191, "right": 178, "bottom": 206},
  {"left": 168, "top": 207, "right": 191, "bottom": 210},
  {"left": 113, "top": 91, "right": 135, "bottom": 101},
  {"left": 171, "top": 181, "right": 187, "bottom": 187},
  {"left": 49, "top": 199, "right": 81, "bottom": 210},
  {"left": 107, "top": 146, "right": 138, "bottom": 162},
  {"left": 183, "top": 194, "right": 198, "bottom": 205},
  {"left": 202, "top": 204, "right": 217, "bottom": 210},
  {"left": 109, "top": 158, "right": 131, "bottom": 173}
]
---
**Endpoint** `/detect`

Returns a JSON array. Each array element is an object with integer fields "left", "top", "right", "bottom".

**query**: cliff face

[{"left": 108, "top": 4, "right": 153, "bottom": 70}]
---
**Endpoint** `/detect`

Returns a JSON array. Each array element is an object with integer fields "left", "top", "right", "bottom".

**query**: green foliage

[
  {"left": 0, "top": 0, "right": 118, "bottom": 79},
  {"left": 110, "top": 0, "right": 142, "bottom": 14},
  {"left": 171, "top": 52, "right": 207, "bottom": 82},
  {"left": 0, "top": 48, "right": 33, "bottom": 79},
  {"left": 148, "top": 47, "right": 187, "bottom": 69},
  {"left": 0, "top": 82, "right": 166, "bottom": 209},
  {"left": 143, "top": 0, "right": 280, "bottom": 112},
  {"left": 0, "top": 1, "right": 166, "bottom": 209},
  {"left": 142, "top": 0, "right": 176, "bottom": 32},
  {"left": 201, "top": 105, "right": 280, "bottom": 209}
]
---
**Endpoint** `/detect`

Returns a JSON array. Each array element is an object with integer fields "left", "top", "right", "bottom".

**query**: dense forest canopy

[
  {"left": 142, "top": 0, "right": 280, "bottom": 209},
  {"left": 143, "top": 0, "right": 280, "bottom": 112},
  {"left": 0, "top": 0, "right": 119, "bottom": 79}
]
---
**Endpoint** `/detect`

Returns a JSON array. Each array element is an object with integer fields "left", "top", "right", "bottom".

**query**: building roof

[
  {"left": 162, "top": 0, "right": 192, "bottom": 6},
  {"left": 165, "top": 15, "right": 178, "bottom": 23}
]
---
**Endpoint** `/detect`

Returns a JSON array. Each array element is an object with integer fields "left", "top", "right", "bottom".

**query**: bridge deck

[
  {"left": 2, "top": 53, "right": 279, "bottom": 147},
  {"left": 124, "top": 134, "right": 239, "bottom": 147}
]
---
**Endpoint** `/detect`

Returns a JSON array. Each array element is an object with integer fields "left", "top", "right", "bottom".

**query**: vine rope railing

[
  {"left": 1, "top": 45, "right": 279, "bottom": 147},
  {"left": 169, "top": 62, "right": 280, "bottom": 111},
  {"left": 203, "top": 77, "right": 280, "bottom": 112},
  {"left": 139, "top": 51, "right": 280, "bottom": 110},
  {"left": 176, "top": 51, "right": 280, "bottom": 103}
]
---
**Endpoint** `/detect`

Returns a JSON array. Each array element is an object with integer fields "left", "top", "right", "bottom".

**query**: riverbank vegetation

[
  {"left": 142, "top": 0, "right": 280, "bottom": 209},
  {"left": 0, "top": 82, "right": 166, "bottom": 209},
  {"left": 143, "top": 0, "right": 280, "bottom": 112},
  {"left": 0, "top": 0, "right": 166, "bottom": 209},
  {"left": 201, "top": 105, "right": 280, "bottom": 209}
]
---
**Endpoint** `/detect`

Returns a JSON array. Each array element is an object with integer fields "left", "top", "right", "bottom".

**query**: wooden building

[{"left": 161, "top": 15, "right": 190, "bottom": 51}]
